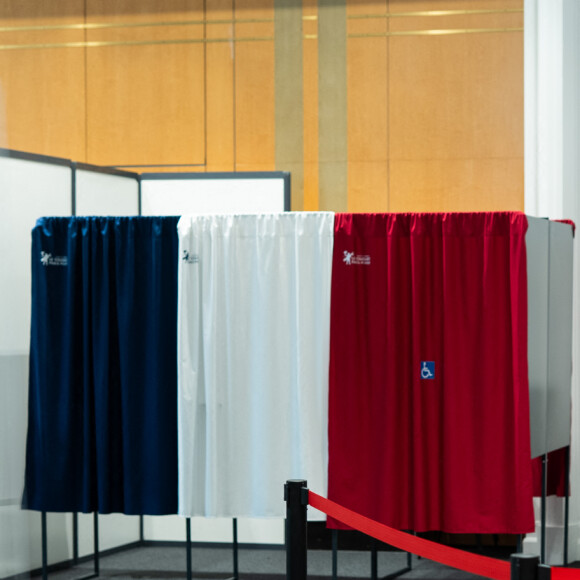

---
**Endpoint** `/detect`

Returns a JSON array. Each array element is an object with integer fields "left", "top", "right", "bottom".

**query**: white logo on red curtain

[
  {"left": 343, "top": 250, "right": 371, "bottom": 266},
  {"left": 40, "top": 251, "right": 67, "bottom": 266}
]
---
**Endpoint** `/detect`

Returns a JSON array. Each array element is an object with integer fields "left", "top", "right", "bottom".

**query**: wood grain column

[
  {"left": 302, "top": 2, "right": 319, "bottom": 210},
  {"left": 206, "top": 0, "right": 235, "bottom": 172},
  {"left": 275, "top": 0, "right": 304, "bottom": 211},
  {"left": 318, "top": 0, "right": 347, "bottom": 211}
]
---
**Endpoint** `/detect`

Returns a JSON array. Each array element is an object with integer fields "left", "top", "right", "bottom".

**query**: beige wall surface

[{"left": 0, "top": 0, "right": 523, "bottom": 211}]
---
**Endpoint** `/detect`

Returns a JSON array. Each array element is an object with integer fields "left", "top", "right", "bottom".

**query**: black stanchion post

[
  {"left": 511, "top": 554, "right": 539, "bottom": 580},
  {"left": 538, "top": 565, "right": 552, "bottom": 580},
  {"left": 285, "top": 479, "right": 308, "bottom": 580}
]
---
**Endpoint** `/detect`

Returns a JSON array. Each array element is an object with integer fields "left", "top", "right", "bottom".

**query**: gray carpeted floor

[{"left": 41, "top": 545, "right": 499, "bottom": 580}]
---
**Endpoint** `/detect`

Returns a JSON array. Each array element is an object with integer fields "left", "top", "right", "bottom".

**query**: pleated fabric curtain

[
  {"left": 23, "top": 216, "right": 179, "bottom": 515},
  {"left": 327, "top": 212, "right": 535, "bottom": 534},
  {"left": 177, "top": 212, "right": 334, "bottom": 518},
  {"left": 532, "top": 446, "right": 569, "bottom": 497}
]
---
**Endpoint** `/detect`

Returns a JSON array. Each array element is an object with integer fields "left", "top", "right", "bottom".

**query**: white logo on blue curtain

[
  {"left": 182, "top": 250, "right": 199, "bottom": 264},
  {"left": 40, "top": 251, "right": 67, "bottom": 266},
  {"left": 421, "top": 361, "right": 435, "bottom": 380},
  {"left": 343, "top": 250, "right": 371, "bottom": 266}
]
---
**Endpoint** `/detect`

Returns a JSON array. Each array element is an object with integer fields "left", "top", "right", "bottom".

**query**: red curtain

[
  {"left": 327, "top": 212, "right": 535, "bottom": 534},
  {"left": 532, "top": 447, "right": 569, "bottom": 497}
]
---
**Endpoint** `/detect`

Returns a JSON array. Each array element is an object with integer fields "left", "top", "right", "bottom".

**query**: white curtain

[{"left": 177, "top": 212, "right": 334, "bottom": 518}]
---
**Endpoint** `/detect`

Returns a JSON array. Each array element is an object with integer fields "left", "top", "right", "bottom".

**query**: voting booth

[
  {"left": 0, "top": 146, "right": 574, "bottom": 577},
  {"left": 0, "top": 148, "right": 290, "bottom": 578}
]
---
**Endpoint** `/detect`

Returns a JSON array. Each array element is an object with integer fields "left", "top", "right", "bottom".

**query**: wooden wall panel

[
  {"left": 387, "top": 0, "right": 524, "bottom": 211},
  {"left": 302, "top": 3, "right": 318, "bottom": 211},
  {"left": 318, "top": 0, "right": 347, "bottom": 211},
  {"left": 346, "top": 0, "right": 389, "bottom": 212},
  {"left": 0, "top": 1, "right": 86, "bottom": 159},
  {"left": 0, "top": 0, "right": 525, "bottom": 213},
  {"left": 389, "top": 158, "right": 524, "bottom": 212},
  {"left": 233, "top": 1, "right": 275, "bottom": 171},
  {"left": 275, "top": 0, "right": 304, "bottom": 211},
  {"left": 85, "top": 0, "right": 206, "bottom": 168},
  {"left": 205, "top": 0, "right": 235, "bottom": 173}
]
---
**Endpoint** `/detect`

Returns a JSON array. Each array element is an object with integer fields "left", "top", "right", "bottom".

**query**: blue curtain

[{"left": 23, "top": 217, "right": 179, "bottom": 515}]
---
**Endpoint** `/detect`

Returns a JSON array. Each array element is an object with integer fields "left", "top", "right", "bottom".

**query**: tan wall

[{"left": 0, "top": 0, "right": 523, "bottom": 212}]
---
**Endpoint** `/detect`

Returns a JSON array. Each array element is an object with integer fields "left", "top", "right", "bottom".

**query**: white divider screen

[
  {"left": 526, "top": 217, "right": 574, "bottom": 458},
  {"left": 140, "top": 171, "right": 290, "bottom": 546},
  {"left": 140, "top": 172, "right": 289, "bottom": 216},
  {"left": 0, "top": 155, "right": 71, "bottom": 353},
  {"left": 73, "top": 165, "right": 141, "bottom": 557},
  {"left": 75, "top": 166, "right": 139, "bottom": 216},
  {"left": 526, "top": 217, "right": 550, "bottom": 458},
  {"left": 0, "top": 152, "right": 71, "bottom": 578},
  {"left": 546, "top": 220, "right": 574, "bottom": 453}
]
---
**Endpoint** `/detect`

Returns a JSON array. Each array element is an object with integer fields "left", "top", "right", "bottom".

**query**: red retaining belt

[
  {"left": 308, "top": 491, "right": 510, "bottom": 580},
  {"left": 553, "top": 569, "right": 580, "bottom": 580}
]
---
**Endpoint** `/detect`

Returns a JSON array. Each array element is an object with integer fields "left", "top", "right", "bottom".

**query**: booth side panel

[
  {"left": 546, "top": 221, "right": 574, "bottom": 453},
  {"left": 0, "top": 155, "right": 71, "bottom": 578},
  {"left": 140, "top": 176, "right": 287, "bottom": 215},
  {"left": 526, "top": 217, "right": 550, "bottom": 458},
  {"left": 75, "top": 169, "right": 139, "bottom": 217}
]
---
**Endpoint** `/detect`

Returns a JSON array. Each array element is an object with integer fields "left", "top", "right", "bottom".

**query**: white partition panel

[
  {"left": 526, "top": 217, "right": 550, "bottom": 458},
  {"left": 0, "top": 152, "right": 72, "bottom": 579},
  {"left": 141, "top": 173, "right": 289, "bottom": 216},
  {"left": 75, "top": 167, "right": 139, "bottom": 216},
  {"left": 526, "top": 217, "right": 574, "bottom": 458},
  {"left": 0, "top": 153, "right": 144, "bottom": 578},
  {"left": 546, "top": 220, "right": 574, "bottom": 453},
  {"left": 140, "top": 172, "right": 289, "bottom": 545},
  {"left": 0, "top": 155, "right": 71, "bottom": 353},
  {"left": 76, "top": 513, "right": 140, "bottom": 558}
]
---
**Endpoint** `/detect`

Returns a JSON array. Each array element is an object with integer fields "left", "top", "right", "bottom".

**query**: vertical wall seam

[
  {"left": 203, "top": 0, "right": 208, "bottom": 170},
  {"left": 386, "top": 0, "right": 390, "bottom": 212},
  {"left": 274, "top": 0, "right": 304, "bottom": 211},
  {"left": 318, "top": 0, "right": 347, "bottom": 211},
  {"left": 233, "top": 0, "right": 237, "bottom": 170},
  {"left": 84, "top": 0, "right": 89, "bottom": 164}
]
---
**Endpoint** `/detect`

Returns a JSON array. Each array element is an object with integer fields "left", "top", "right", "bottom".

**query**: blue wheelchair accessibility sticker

[{"left": 421, "top": 361, "right": 435, "bottom": 380}]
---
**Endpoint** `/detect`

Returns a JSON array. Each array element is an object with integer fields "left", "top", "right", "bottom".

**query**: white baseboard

[{"left": 523, "top": 521, "right": 580, "bottom": 565}]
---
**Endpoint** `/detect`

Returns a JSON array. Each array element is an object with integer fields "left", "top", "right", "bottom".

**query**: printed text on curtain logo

[
  {"left": 182, "top": 250, "right": 199, "bottom": 264},
  {"left": 40, "top": 252, "right": 68, "bottom": 266},
  {"left": 343, "top": 250, "right": 371, "bottom": 266}
]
